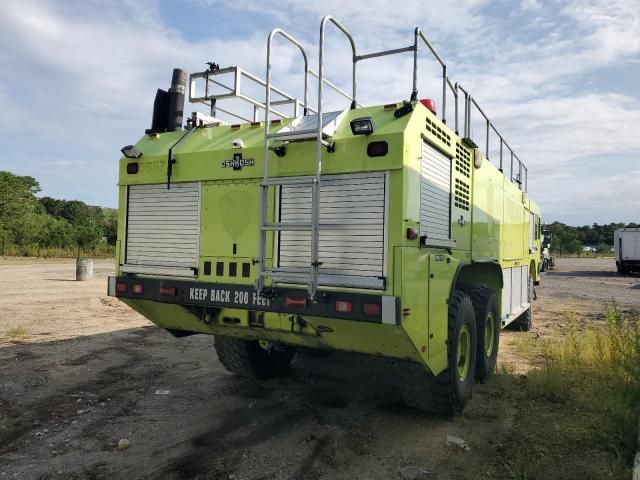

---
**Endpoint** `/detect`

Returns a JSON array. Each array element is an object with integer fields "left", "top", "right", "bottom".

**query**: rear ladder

[{"left": 256, "top": 19, "right": 358, "bottom": 300}]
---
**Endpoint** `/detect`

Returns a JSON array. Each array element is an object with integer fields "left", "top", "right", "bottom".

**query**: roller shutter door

[
  {"left": 420, "top": 141, "right": 451, "bottom": 242},
  {"left": 124, "top": 182, "right": 200, "bottom": 274},
  {"left": 278, "top": 172, "right": 387, "bottom": 288}
]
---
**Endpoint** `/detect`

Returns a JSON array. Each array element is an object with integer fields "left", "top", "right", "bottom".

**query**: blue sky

[{"left": 1, "top": 0, "right": 638, "bottom": 225}]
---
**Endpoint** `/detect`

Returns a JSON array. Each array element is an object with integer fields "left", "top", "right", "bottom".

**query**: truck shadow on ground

[
  {"left": 1, "top": 326, "right": 514, "bottom": 479},
  {"left": 547, "top": 270, "right": 631, "bottom": 278},
  {"left": 15, "top": 320, "right": 624, "bottom": 480}
]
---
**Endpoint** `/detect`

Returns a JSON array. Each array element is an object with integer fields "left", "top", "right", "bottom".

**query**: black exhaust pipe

[
  {"left": 146, "top": 68, "right": 187, "bottom": 134},
  {"left": 167, "top": 68, "right": 187, "bottom": 132}
]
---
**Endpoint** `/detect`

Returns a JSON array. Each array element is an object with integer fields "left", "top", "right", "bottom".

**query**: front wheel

[
  {"left": 511, "top": 277, "right": 534, "bottom": 332},
  {"left": 398, "top": 291, "right": 477, "bottom": 415}
]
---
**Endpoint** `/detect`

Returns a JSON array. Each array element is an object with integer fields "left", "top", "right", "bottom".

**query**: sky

[{"left": 1, "top": 0, "right": 639, "bottom": 225}]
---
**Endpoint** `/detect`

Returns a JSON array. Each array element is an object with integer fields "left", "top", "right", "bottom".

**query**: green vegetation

[
  {"left": 4, "top": 326, "right": 29, "bottom": 338},
  {"left": 0, "top": 171, "right": 116, "bottom": 257},
  {"left": 511, "top": 306, "right": 640, "bottom": 478},
  {"left": 546, "top": 221, "right": 638, "bottom": 256}
]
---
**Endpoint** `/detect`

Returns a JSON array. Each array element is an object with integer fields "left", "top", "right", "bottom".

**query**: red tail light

[
  {"left": 335, "top": 300, "right": 352, "bottom": 313},
  {"left": 286, "top": 296, "right": 306, "bottom": 307},
  {"left": 363, "top": 303, "right": 381, "bottom": 315},
  {"left": 384, "top": 102, "right": 398, "bottom": 110},
  {"left": 270, "top": 119, "right": 282, "bottom": 125},
  {"left": 159, "top": 287, "right": 176, "bottom": 296},
  {"left": 407, "top": 227, "right": 418, "bottom": 240},
  {"left": 116, "top": 282, "right": 127, "bottom": 293},
  {"left": 132, "top": 284, "right": 144, "bottom": 294}
]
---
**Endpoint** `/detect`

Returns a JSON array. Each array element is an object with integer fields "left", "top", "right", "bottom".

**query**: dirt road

[{"left": 0, "top": 257, "right": 637, "bottom": 479}]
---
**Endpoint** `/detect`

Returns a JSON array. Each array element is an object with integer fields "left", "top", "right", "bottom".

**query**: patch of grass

[
  {"left": 510, "top": 335, "right": 541, "bottom": 356},
  {"left": 513, "top": 305, "right": 640, "bottom": 478},
  {"left": 4, "top": 326, "right": 29, "bottom": 338}
]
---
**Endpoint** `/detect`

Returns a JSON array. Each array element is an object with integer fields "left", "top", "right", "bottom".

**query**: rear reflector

[
  {"left": 286, "top": 296, "right": 306, "bottom": 307},
  {"left": 250, "top": 121, "right": 262, "bottom": 127},
  {"left": 406, "top": 227, "right": 418, "bottom": 240},
  {"left": 116, "top": 282, "right": 127, "bottom": 293},
  {"left": 231, "top": 124, "right": 241, "bottom": 129},
  {"left": 363, "top": 303, "right": 381, "bottom": 315},
  {"left": 335, "top": 300, "right": 353, "bottom": 313},
  {"left": 159, "top": 287, "right": 176, "bottom": 296},
  {"left": 270, "top": 119, "right": 282, "bottom": 125},
  {"left": 126, "top": 163, "right": 139, "bottom": 174},
  {"left": 384, "top": 103, "right": 398, "bottom": 110},
  {"left": 132, "top": 284, "right": 144, "bottom": 294}
]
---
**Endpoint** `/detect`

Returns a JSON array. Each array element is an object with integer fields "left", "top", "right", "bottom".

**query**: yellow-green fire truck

[{"left": 109, "top": 16, "right": 542, "bottom": 414}]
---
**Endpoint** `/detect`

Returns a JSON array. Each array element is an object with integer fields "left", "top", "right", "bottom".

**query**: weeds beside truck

[{"left": 108, "top": 15, "right": 542, "bottom": 414}]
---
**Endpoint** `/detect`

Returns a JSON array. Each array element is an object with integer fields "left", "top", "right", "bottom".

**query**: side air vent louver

[
  {"left": 455, "top": 143, "right": 471, "bottom": 178},
  {"left": 454, "top": 178, "right": 470, "bottom": 211},
  {"left": 425, "top": 117, "right": 452, "bottom": 147}
]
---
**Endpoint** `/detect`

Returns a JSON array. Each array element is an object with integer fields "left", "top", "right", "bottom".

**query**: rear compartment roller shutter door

[
  {"left": 125, "top": 182, "right": 200, "bottom": 273},
  {"left": 279, "top": 172, "right": 387, "bottom": 288},
  {"left": 420, "top": 141, "right": 452, "bottom": 243}
]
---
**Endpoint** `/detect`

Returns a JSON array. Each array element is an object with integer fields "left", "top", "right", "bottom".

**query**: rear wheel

[
  {"left": 398, "top": 291, "right": 477, "bottom": 415},
  {"left": 466, "top": 287, "right": 500, "bottom": 381},
  {"left": 214, "top": 336, "right": 296, "bottom": 380}
]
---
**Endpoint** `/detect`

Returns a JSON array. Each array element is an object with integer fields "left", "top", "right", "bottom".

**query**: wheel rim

[
  {"left": 485, "top": 312, "right": 495, "bottom": 357},
  {"left": 457, "top": 324, "right": 471, "bottom": 381}
]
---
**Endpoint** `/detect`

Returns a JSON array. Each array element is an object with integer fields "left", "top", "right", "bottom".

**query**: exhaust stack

[{"left": 167, "top": 68, "right": 186, "bottom": 132}]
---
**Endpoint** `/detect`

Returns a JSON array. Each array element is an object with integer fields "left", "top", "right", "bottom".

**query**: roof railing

[{"left": 187, "top": 17, "right": 528, "bottom": 192}]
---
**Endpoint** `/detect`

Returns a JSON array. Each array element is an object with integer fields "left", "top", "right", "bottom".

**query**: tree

[
  {"left": 102, "top": 208, "right": 118, "bottom": 245},
  {"left": 0, "top": 171, "right": 47, "bottom": 246}
]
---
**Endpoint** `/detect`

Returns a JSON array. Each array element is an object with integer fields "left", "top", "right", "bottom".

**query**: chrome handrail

[
  {"left": 258, "top": 28, "right": 311, "bottom": 294},
  {"left": 456, "top": 83, "right": 526, "bottom": 191}
]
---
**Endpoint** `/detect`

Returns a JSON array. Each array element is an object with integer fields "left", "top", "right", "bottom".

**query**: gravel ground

[{"left": 0, "top": 257, "right": 637, "bottom": 479}]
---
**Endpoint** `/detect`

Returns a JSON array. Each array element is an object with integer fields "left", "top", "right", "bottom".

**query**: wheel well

[{"left": 454, "top": 262, "right": 503, "bottom": 295}]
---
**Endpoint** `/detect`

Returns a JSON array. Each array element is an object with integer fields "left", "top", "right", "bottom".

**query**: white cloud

[{"left": 0, "top": 0, "right": 638, "bottom": 224}]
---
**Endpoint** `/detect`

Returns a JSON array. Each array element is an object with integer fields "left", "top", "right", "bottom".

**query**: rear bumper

[{"left": 108, "top": 276, "right": 399, "bottom": 325}]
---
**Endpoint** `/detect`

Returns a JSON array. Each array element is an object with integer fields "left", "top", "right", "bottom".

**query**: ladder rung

[
  {"left": 262, "top": 222, "right": 312, "bottom": 231},
  {"left": 262, "top": 269, "right": 310, "bottom": 282},
  {"left": 261, "top": 177, "right": 316, "bottom": 186},
  {"left": 267, "top": 129, "right": 318, "bottom": 141}
]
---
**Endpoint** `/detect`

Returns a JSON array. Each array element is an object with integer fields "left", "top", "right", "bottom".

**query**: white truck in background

[{"left": 614, "top": 228, "right": 640, "bottom": 274}]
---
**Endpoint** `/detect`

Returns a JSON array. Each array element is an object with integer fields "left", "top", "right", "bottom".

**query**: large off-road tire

[
  {"left": 397, "top": 291, "right": 477, "bottom": 415},
  {"left": 214, "top": 336, "right": 296, "bottom": 380},
  {"left": 464, "top": 286, "right": 500, "bottom": 382}
]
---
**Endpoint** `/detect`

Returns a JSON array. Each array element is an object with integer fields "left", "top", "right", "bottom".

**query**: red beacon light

[{"left": 420, "top": 98, "right": 437, "bottom": 115}]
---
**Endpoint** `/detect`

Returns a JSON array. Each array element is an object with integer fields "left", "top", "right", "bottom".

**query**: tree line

[
  {"left": 1, "top": 170, "right": 637, "bottom": 258},
  {"left": 545, "top": 221, "right": 639, "bottom": 255},
  {"left": 0, "top": 171, "right": 116, "bottom": 256}
]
